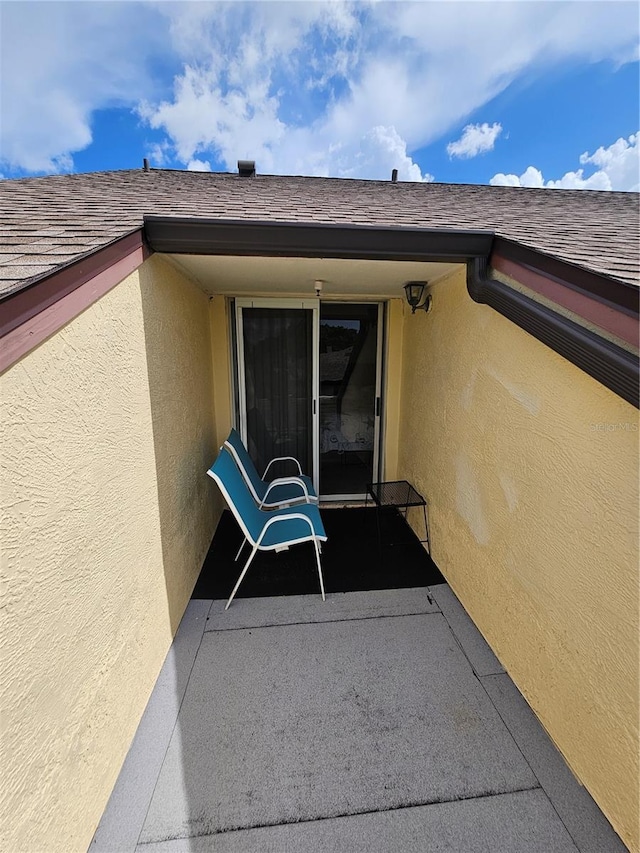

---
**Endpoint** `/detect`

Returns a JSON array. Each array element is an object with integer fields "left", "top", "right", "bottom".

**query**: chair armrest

[
  {"left": 262, "top": 456, "right": 303, "bottom": 478},
  {"left": 261, "top": 476, "right": 313, "bottom": 507}
]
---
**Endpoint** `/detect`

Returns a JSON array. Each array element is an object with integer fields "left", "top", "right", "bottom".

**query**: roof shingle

[{"left": 0, "top": 168, "right": 638, "bottom": 297}]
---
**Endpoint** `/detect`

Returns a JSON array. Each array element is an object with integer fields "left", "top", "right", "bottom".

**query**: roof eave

[{"left": 142, "top": 216, "right": 495, "bottom": 263}]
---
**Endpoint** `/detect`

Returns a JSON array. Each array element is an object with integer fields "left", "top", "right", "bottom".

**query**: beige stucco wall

[
  {"left": 139, "top": 257, "right": 217, "bottom": 632},
  {"left": 209, "top": 294, "right": 233, "bottom": 449},
  {"left": 208, "top": 295, "right": 234, "bottom": 519},
  {"left": 0, "top": 256, "right": 217, "bottom": 852},
  {"left": 398, "top": 266, "right": 639, "bottom": 851}
]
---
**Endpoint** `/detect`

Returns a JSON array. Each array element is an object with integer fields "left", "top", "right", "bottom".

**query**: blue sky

[{"left": 1, "top": 1, "right": 638, "bottom": 190}]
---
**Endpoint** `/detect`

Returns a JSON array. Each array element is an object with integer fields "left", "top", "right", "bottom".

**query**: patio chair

[
  {"left": 225, "top": 428, "right": 319, "bottom": 561},
  {"left": 207, "top": 446, "right": 327, "bottom": 610},
  {"left": 225, "top": 428, "right": 317, "bottom": 509}
]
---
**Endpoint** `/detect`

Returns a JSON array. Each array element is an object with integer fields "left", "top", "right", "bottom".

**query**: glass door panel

[
  {"left": 240, "top": 306, "right": 314, "bottom": 479},
  {"left": 319, "top": 304, "right": 380, "bottom": 498}
]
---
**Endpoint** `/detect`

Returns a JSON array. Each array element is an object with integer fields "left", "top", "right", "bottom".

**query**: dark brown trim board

[
  {"left": 143, "top": 216, "right": 495, "bottom": 262},
  {"left": 0, "top": 232, "right": 150, "bottom": 374},
  {"left": 467, "top": 258, "right": 639, "bottom": 409}
]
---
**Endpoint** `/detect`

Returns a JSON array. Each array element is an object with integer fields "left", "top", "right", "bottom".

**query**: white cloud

[
  {"left": 490, "top": 166, "right": 542, "bottom": 188},
  {"left": 146, "top": 141, "right": 172, "bottom": 168},
  {"left": 140, "top": 63, "right": 287, "bottom": 172},
  {"left": 1, "top": 2, "right": 639, "bottom": 181},
  {"left": 359, "top": 126, "right": 434, "bottom": 183},
  {"left": 579, "top": 133, "right": 639, "bottom": 191},
  {"left": 447, "top": 122, "right": 502, "bottom": 159},
  {"left": 490, "top": 132, "right": 639, "bottom": 191},
  {"left": 186, "top": 159, "right": 212, "bottom": 172},
  {"left": 302, "top": 125, "right": 434, "bottom": 182},
  {"left": 0, "top": 2, "right": 170, "bottom": 173}
]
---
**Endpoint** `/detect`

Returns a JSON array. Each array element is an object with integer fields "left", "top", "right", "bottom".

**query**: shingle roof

[{"left": 1, "top": 168, "right": 638, "bottom": 298}]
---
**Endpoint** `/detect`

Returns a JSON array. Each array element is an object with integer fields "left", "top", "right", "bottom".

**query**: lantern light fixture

[{"left": 404, "top": 281, "right": 433, "bottom": 314}]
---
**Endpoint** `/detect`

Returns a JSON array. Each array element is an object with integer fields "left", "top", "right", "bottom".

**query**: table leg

[
  {"left": 422, "top": 503, "right": 430, "bottom": 554},
  {"left": 375, "top": 503, "right": 382, "bottom": 566}
]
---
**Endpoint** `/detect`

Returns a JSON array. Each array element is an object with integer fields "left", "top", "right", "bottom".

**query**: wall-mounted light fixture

[
  {"left": 314, "top": 279, "right": 324, "bottom": 298},
  {"left": 404, "top": 281, "right": 432, "bottom": 314}
]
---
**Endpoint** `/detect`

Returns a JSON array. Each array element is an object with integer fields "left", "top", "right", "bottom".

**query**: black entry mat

[{"left": 192, "top": 507, "right": 445, "bottom": 600}]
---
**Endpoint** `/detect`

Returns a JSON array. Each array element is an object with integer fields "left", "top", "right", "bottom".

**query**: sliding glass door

[
  {"left": 319, "top": 303, "right": 382, "bottom": 499},
  {"left": 235, "top": 299, "right": 382, "bottom": 499}
]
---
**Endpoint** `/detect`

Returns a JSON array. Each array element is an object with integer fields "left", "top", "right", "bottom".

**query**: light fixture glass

[{"left": 404, "top": 281, "right": 432, "bottom": 313}]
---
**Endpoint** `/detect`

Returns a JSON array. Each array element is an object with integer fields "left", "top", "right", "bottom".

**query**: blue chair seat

[{"left": 257, "top": 505, "right": 326, "bottom": 548}]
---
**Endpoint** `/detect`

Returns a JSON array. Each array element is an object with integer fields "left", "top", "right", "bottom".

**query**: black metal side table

[{"left": 365, "top": 480, "right": 430, "bottom": 559}]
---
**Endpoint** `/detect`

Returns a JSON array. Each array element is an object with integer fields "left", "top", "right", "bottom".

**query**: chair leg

[
  {"left": 314, "top": 539, "right": 326, "bottom": 602},
  {"left": 225, "top": 544, "right": 259, "bottom": 610},
  {"left": 234, "top": 536, "right": 247, "bottom": 561}
]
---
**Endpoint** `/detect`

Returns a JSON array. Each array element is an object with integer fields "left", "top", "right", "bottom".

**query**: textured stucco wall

[
  {"left": 209, "top": 294, "right": 233, "bottom": 449},
  {"left": 398, "top": 266, "right": 639, "bottom": 852},
  {"left": 139, "top": 257, "right": 217, "bottom": 632},
  {"left": 209, "top": 294, "right": 234, "bottom": 519},
  {"left": 0, "top": 258, "right": 217, "bottom": 852}
]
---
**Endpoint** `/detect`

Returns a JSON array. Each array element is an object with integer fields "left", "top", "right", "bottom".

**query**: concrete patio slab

[
  {"left": 205, "top": 586, "right": 440, "bottom": 631},
  {"left": 482, "top": 673, "right": 628, "bottom": 853},
  {"left": 138, "top": 612, "right": 536, "bottom": 845},
  {"left": 136, "top": 789, "right": 578, "bottom": 853},
  {"left": 90, "top": 599, "right": 211, "bottom": 853},
  {"left": 431, "top": 584, "right": 504, "bottom": 677},
  {"left": 93, "top": 588, "right": 626, "bottom": 853}
]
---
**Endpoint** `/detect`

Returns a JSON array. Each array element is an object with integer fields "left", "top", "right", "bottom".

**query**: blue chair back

[
  {"left": 208, "top": 446, "right": 265, "bottom": 544},
  {"left": 225, "top": 428, "right": 267, "bottom": 498}
]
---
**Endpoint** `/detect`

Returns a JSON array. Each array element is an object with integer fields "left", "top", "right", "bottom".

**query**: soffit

[{"left": 165, "top": 253, "right": 460, "bottom": 298}]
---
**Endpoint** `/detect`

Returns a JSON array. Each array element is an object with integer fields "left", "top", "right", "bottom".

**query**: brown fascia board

[
  {"left": 0, "top": 229, "right": 149, "bottom": 339},
  {"left": 142, "top": 215, "right": 495, "bottom": 262},
  {"left": 491, "top": 240, "right": 638, "bottom": 350},
  {"left": 0, "top": 230, "right": 150, "bottom": 374},
  {"left": 467, "top": 257, "right": 639, "bottom": 409},
  {"left": 493, "top": 237, "right": 639, "bottom": 318}
]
